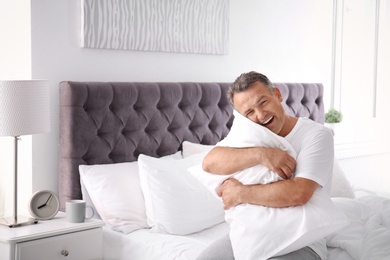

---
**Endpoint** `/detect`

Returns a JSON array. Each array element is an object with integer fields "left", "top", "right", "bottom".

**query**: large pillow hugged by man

[{"left": 190, "top": 109, "right": 348, "bottom": 260}]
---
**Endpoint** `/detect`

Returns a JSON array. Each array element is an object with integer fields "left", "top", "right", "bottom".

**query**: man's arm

[
  {"left": 202, "top": 146, "right": 296, "bottom": 179},
  {"left": 215, "top": 125, "right": 334, "bottom": 210},
  {"left": 216, "top": 177, "right": 318, "bottom": 209}
]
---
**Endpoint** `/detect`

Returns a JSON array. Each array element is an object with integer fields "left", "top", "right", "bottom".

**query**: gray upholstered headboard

[{"left": 59, "top": 81, "right": 324, "bottom": 210}]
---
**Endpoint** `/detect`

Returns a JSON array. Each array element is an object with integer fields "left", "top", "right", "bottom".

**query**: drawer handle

[{"left": 61, "top": 249, "right": 69, "bottom": 257}]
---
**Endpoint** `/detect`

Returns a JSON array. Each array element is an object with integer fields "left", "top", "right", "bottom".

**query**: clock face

[{"left": 29, "top": 190, "right": 60, "bottom": 220}]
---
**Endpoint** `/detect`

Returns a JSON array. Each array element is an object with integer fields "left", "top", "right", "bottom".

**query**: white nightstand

[{"left": 0, "top": 212, "right": 105, "bottom": 260}]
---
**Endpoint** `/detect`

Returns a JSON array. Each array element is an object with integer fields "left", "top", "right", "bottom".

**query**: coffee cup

[{"left": 66, "top": 199, "right": 94, "bottom": 223}]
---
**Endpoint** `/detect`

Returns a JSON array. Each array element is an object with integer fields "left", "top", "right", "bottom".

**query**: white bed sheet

[
  {"left": 103, "top": 221, "right": 229, "bottom": 260},
  {"left": 102, "top": 195, "right": 390, "bottom": 260}
]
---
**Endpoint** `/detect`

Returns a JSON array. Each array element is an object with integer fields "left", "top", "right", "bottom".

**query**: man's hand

[
  {"left": 216, "top": 178, "right": 245, "bottom": 210},
  {"left": 261, "top": 148, "right": 296, "bottom": 179}
]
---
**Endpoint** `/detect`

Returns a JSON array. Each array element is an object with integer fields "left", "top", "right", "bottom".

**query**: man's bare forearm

[
  {"left": 217, "top": 177, "right": 318, "bottom": 209},
  {"left": 241, "top": 178, "right": 318, "bottom": 207},
  {"left": 202, "top": 146, "right": 296, "bottom": 178},
  {"left": 202, "top": 146, "right": 264, "bottom": 175}
]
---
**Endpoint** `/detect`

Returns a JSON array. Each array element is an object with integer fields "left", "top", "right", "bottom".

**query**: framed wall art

[{"left": 81, "top": 0, "right": 229, "bottom": 55}]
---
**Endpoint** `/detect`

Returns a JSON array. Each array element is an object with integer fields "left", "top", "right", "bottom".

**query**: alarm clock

[{"left": 28, "top": 190, "right": 60, "bottom": 220}]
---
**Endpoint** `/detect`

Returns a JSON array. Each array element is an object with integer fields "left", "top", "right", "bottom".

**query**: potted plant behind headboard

[{"left": 325, "top": 108, "right": 343, "bottom": 135}]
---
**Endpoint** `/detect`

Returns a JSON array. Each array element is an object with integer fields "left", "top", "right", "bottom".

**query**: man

[{"left": 199, "top": 71, "right": 334, "bottom": 260}]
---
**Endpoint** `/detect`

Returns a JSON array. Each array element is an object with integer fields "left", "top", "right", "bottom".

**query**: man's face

[{"left": 233, "top": 81, "right": 288, "bottom": 136}]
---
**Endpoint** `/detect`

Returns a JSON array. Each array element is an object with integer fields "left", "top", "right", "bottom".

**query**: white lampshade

[{"left": 0, "top": 80, "right": 50, "bottom": 136}]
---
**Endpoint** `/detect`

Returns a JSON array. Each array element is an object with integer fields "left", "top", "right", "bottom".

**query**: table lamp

[{"left": 0, "top": 80, "right": 50, "bottom": 227}]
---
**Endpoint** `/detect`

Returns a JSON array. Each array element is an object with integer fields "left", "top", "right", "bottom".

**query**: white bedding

[
  {"left": 326, "top": 196, "right": 390, "bottom": 260},
  {"left": 79, "top": 118, "right": 389, "bottom": 259},
  {"left": 102, "top": 195, "right": 390, "bottom": 260},
  {"left": 103, "top": 221, "right": 229, "bottom": 260}
]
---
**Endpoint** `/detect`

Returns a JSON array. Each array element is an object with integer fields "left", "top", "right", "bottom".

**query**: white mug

[{"left": 66, "top": 199, "right": 94, "bottom": 223}]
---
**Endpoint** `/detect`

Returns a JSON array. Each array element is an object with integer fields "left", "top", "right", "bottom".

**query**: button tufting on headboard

[{"left": 59, "top": 81, "right": 324, "bottom": 210}]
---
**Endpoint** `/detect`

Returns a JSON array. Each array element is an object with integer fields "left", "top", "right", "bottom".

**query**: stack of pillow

[{"left": 79, "top": 141, "right": 355, "bottom": 235}]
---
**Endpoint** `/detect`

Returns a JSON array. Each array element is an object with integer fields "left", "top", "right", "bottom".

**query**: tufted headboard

[{"left": 59, "top": 81, "right": 324, "bottom": 210}]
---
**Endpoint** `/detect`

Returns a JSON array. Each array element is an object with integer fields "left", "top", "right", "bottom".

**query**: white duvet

[
  {"left": 327, "top": 196, "right": 390, "bottom": 260},
  {"left": 102, "top": 195, "right": 390, "bottom": 260},
  {"left": 189, "top": 110, "right": 348, "bottom": 260}
]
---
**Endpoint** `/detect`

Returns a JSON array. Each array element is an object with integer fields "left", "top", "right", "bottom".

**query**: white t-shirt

[{"left": 285, "top": 117, "right": 335, "bottom": 259}]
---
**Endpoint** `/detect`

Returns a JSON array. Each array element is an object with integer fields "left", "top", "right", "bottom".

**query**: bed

[{"left": 59, "top": 81, "right": 390, "bottom": 260}]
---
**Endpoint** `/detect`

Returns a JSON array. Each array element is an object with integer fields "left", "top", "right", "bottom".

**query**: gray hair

[{"left": 228, "top": 71, "right": 275, "bottom": 106}]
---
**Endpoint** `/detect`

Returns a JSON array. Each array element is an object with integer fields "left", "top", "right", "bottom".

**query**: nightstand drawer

[{"left": 15, "top": 228, "right": 102, "bottom": 260}]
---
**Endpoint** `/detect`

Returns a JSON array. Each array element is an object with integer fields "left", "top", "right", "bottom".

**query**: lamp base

[{"left": 0, "top": 215, "right": 38, "bottom": 228}]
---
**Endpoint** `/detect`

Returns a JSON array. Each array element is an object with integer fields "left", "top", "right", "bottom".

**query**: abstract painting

[{"left": 81, "top": 0, "right": 229, "bottom": 54}]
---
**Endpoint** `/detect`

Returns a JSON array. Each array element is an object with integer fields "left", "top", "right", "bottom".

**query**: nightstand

[{"left": 0, "top": 211, "right": 105, "bottom": 260}]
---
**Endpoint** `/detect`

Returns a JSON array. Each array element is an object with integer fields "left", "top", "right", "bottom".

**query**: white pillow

[
  {"left": 160, "top": 151, "right": 184, "bottom": 160},
  {"left": 182, "top": 141, "right": 214, "bottom": 158},
  {"left": 183, "top": 141, "right": 355, "bottom": 199},
  {"left": 79, "top": 162, "right": 149, "bottom": 233},
  {"left": 331, "top": 158, "right": 355, "bottom": 198},
  {"left": 138, "top": 152, "right": 225, "bottom": 235},
  {"left": 79, "top": 175, "right": 101, "bottom": 219},
  {"left": 79, "top": 151, "right": 182, "bottom": 234}
]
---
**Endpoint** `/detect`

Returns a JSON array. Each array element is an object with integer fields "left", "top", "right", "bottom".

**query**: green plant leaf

[{"left": 325, "top": 108, "right": 343, "bottom": 123}]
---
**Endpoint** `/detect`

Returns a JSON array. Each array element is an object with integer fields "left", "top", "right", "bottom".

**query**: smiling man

[{"left": 199, "top": 71, "right": 335, "bottom": 260}]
